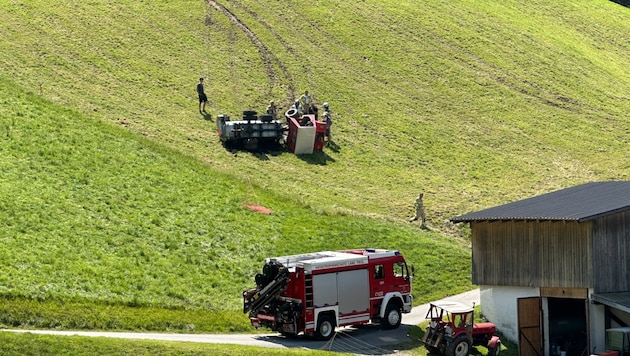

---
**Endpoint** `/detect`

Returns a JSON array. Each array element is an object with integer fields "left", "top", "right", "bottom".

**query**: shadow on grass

[
  {"left": 219, "top": 139, "right": 336, "bottom": 164},
  {"left": 295, "top": 150, "right": 336, "bottom": 165},
  {"left": 201, "top": 111, "right": 213, "bottom": 122},
  {"left": 220, "top": 141, "right": 285, "bottom": 160},
  {"left": 325, "top": 140, "right": 341, "bottom": 153}
]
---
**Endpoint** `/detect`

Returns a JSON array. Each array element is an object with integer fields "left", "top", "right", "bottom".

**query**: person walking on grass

[
  {"left": 197, "top": 77, "right": 208, "bottom": 113},
  {"left": 409, "top": 192, "right": 427, "bottom": 227}
]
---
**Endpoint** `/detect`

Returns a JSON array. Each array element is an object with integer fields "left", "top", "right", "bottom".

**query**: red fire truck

[{"left": 243, "top": 248, "right": 414, "bottom": 340}]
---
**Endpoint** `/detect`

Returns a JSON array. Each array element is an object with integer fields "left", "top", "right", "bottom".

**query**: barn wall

[
  {"left": 479, "top": 285, "right": 539, "bottom": 344},
  {"left": 472, "top": 220, "right": 592, "bottom": 287},
  {"left": 592, "top": 210, "right": 630, "bottom": 292}
]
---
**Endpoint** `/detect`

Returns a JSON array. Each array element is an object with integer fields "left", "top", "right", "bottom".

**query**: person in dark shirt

[{"left": 197, "top": 77, "right": 208, "bottom": 113}]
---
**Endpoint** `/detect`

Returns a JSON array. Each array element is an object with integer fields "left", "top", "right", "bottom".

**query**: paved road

[{"left": 4, "top": 289, "right": 479, "bottom": 355}]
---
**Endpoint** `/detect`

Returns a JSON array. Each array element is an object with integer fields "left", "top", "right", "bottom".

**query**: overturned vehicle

[
  {"left": 217, "top": 108, "right": 326, "bottom": 154},
  {"left": 216, "top": 110, "right": 284, "bottom": 150}
]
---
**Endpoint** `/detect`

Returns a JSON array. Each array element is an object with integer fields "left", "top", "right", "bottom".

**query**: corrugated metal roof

[{"left": 451, "top": 181, "right": 630, "bottom": 223}]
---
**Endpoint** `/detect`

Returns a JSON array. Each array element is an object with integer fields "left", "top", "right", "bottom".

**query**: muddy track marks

[{"left": 207, "top": 0, "right": 295, "bottom": 102}]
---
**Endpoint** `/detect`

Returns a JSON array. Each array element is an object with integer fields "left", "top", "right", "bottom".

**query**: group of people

[
  {"left": 199, "top": 78, "right": 425, "bottom": 227},
  {"left": 198, "top": 79, "right": 332, "bottom": 145},
  {"left": 266, "top": 90, "right": 333, "bottom": 146}
]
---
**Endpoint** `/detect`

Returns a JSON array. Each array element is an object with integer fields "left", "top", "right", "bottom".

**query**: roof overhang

[{"left": 592, "top": 292, "right": 630, "bottom": 314}]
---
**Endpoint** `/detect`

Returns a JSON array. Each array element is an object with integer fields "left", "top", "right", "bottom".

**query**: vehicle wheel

[
  {"left": 285, "top": 108, "right": 299, "bottom": 119},
  {"left": 315, "top": 315, "right": 335, "bottom": 341},
  {"left": 488, "top": 340, "right": 501, "bottom": 356},
  {"left": 255, "top": 273, "right": 267, "bottom": 287},
  {"left": 447, "top": 335, "right": 471, "bottom": 356},
  {"left": 382, "top": 303, "right": 402, "bottom": 330},
  {"left": 262, "top": 263, "right": 278, "bottom": 280}
]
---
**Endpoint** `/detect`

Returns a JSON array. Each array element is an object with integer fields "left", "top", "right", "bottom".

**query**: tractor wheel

[
  {"left": 488, "top": 340, "right": 501, "bottom": 356},
  {"left": 285, "top": 108, "right": 299, "bottom": 119},
  {"left": 382, "top": 302, "right": 402, "bottom": 330},
  {"left": 314, "top": 315, "right": 336, "bottom": 341},
  {"left": 447, "top": 335, "right": 472, "bottom": 356}
]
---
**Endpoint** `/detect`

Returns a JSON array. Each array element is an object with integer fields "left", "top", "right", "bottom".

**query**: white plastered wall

[{"left": 479, "top": 285, "right": 540, "bottom": 344}]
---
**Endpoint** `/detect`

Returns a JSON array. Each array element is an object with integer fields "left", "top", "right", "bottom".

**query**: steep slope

[
  {"left": 0, "top": 0, "right": 628, "bottom": 330},
  {"left": 1, "top": 0, "right": 628, "bottom": 227}
]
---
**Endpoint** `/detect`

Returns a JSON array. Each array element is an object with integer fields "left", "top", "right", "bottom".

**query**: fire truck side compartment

[{"left": 312, "top": 269, "right": 369, "bottom": 314}]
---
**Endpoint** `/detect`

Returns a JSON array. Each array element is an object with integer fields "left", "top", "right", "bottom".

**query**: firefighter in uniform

[
  {"left": 409, "top": 192, "right": 427, "bottom": 227},
  {"left": 266, "top": 100, "right": 277, "bottom": 120}
]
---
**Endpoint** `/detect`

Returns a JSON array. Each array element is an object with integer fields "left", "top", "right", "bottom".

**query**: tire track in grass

[{"left": 207, "top": 0, "right": 296, "bottom": 104}]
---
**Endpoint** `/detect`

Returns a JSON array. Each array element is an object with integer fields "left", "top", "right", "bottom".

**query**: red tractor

[{"left": 421, "top": 301, "right": 501, "bottom": 356}]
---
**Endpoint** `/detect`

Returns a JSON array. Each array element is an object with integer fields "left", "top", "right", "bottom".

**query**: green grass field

[{"left": 1, "top": 0, "right": 629, "bottom": 354}]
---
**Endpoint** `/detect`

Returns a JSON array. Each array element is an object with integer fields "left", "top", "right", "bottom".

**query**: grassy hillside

[
  {"left": 0, "top": 76, "right": 471, "bottom": 331},
  {"left": 0, "top": 331, "right": 340, "bottom": 355},
  {"left": 0, "top": 0, "right": 628, "bottom": 334}
]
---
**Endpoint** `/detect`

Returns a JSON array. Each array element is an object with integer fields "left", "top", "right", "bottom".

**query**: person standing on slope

[
  {"left": 322, "top": 102, "right": 332, "bottom": 145},
  {"left": 197, "top": 77, "right": 208, "bottom": 113},
  {"left": 298, "top": 90, "right": 312, "bottom": 115},
  {"left": 266, "top": 100, "right": 277, "bottom": 120}
]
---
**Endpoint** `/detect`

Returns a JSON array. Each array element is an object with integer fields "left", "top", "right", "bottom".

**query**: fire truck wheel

[
  {"left": 382, "top": 303, "right": 402, "bottom": 330},
  {"left": 447, "top": 335, "right": 471, "bottom": 356},
  {"left": 315, "top": 315, "right": 336, "bottom": 341}
]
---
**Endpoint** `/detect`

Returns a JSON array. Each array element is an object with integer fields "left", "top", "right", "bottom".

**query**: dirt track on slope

[{"left": 206, "top": 1, "right": 296, "bottom": 103}]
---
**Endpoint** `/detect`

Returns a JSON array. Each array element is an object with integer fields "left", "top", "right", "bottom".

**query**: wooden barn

[{"left": 451, "top": 181, "right": 630, "bottom": 355}]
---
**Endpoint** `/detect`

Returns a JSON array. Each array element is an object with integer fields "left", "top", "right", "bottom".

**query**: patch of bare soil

[{"left": 243, "top": 204, "right": 273, "bottom": 215}]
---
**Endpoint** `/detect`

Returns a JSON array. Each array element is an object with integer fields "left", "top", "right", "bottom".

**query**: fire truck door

[{"left": 371, "top": 264, "right": 386, "bottom": 297}]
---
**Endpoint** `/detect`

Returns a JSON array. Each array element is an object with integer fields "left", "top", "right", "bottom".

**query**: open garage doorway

[{"left": 547, "top": 297, "right": 588, "bottom": 355}]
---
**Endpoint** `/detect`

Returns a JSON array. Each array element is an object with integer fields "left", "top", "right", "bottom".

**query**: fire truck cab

[{"left": 243, "top": 248, "right": 413, "bottom": 340}]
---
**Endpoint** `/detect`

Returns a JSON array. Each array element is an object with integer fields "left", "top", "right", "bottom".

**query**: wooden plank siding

[
  {"left": 592, "top": 210, "right": 630, "bottom": 293},
  {"left": 471, "top": 220, "right": 592, "bottom": 288}
]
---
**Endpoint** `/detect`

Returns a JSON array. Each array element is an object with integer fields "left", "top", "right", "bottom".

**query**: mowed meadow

[{"left": 0, "top": 0, "right": 629, "bottom": 351}]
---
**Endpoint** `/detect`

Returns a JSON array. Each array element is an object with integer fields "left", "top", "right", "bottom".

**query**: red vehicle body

[
  {"left": 243, "top": 249, "right": 414, "bottom": 340},
  {"left": 422, "top": 301, "right": 501, "bottom": 356}
]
